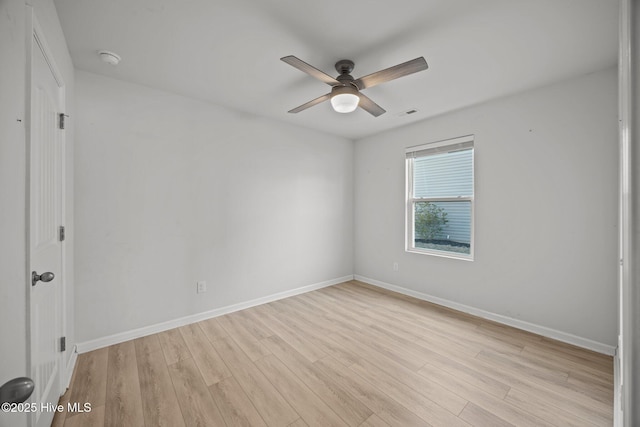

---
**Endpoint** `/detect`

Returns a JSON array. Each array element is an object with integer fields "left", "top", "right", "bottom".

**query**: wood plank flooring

[{"left": 52, "top": 281, "right": 613, "bottom": 427}]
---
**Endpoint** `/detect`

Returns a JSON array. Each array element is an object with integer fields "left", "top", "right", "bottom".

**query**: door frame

[
  {"left": 25, "top": 4, "right": 68, "bottom": 416},
  {"left": 617, "top": 0, "right": 639, "bottom": 426}
]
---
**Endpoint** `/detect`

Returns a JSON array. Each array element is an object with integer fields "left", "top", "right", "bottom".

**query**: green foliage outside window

[{"left": 415, "top": 202, "right": 448, "bottom": 241}]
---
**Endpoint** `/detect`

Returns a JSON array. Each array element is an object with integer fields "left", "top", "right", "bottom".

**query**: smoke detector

[{"left": 98, "top": 50, "right": 121, "bottom": 65}]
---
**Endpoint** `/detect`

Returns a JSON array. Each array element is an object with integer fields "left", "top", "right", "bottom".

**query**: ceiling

[{"left": 53, "top": 0, "right": 619, "bottom": 140}]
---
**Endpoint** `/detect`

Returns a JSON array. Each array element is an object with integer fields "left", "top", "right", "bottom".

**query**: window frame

[{"left": 405, "top": 135, "right": 475, "bottom": 261}]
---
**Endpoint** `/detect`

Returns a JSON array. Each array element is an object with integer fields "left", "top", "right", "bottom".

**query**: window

[{"left": 406, "top": 135, "right": 474, "bottom": 260}]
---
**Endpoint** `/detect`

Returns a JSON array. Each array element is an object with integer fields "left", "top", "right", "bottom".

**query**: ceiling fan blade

[
  {"left": 353, "top": 57, "right": 428, "bottom": 90},
  {"left": 281, "top": 56, "right": 340, "bottom": 86},
  {"left": 358, "top": 93, "right": 386, "bottom": 117},
  {"left": 288, "top": 93, "right": 331, "bottom": 113}
]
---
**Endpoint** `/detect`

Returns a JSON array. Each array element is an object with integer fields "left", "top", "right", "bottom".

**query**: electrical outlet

[
  {"left": 197, "top": 281, "right": 207, "bottom": 293},
  {"left": 393, "top": 262, "right": 399, "bottom": 271}
]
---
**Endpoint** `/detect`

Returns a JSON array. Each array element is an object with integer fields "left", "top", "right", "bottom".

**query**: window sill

[{"left": 406, "top": 247, "right": 474, "bottom": 262}]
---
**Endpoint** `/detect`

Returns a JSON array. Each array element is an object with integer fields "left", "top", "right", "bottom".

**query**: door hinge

[
  {"left": 60, "top": 336, "right": 66, "bottom": 352},
  {"left": 59, "top": 225, "right": 65, "bottom": 242},
  {"left": 58, "top": 113, "right": 69, "bottom": 130}
]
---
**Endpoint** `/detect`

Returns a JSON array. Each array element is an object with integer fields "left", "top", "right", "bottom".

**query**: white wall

[
  {"left": 0, "top": 1, "right": 74, "bottom": 426},
  {"left": 354, "top": 68, "right": 618, "bottom": 347},
  {"left": 0, "top": 3, "right": 29, "bottom": 425},
  {"left": 74, "top": 71, "right": 354, "bottom": 344}
]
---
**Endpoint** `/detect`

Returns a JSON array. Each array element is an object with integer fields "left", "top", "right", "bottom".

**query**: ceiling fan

[{"left": 281, "top": 55, "right": 428, "bottom": 117}]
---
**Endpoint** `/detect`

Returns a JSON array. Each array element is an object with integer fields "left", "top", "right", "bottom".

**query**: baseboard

[
  {"left": 354, "top": 275, "right": 616, "bottom": 356},
  {"left": 75, "top": 275, "right": 354, "bottom": 354}
]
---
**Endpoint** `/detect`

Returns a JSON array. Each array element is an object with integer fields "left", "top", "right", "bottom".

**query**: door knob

[
  {"left": 31, "top": 271, "right": 54, "bottom": 287},
  {"left": 0, "top": 377, "right": 34, "bottom": 404}
]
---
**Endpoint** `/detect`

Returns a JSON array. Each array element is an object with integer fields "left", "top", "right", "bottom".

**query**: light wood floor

[{"left": 52, "top": 281, "right": 613, "bottom": 427}]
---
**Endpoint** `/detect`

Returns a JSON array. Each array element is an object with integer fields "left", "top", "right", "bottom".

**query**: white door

[{"left": 28, "top": 14, "right": 65, "bottom": 427}]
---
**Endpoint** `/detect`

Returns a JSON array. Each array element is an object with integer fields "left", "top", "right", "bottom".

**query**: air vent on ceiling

[{"left": 399, "top": 108, "right": 419, "bottom": 117}]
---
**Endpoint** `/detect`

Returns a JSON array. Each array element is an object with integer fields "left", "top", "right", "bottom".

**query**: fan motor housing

[{"left": 336, "top": 74, "right": 356, "bottom": 85}]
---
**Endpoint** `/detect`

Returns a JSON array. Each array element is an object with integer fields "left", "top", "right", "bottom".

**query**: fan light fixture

[
  {"left": 330, "top": 85, "right": 360, "bottom": 113},
  {"left": 281, "top": 56, "right": 428, "bottom": 117}
]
